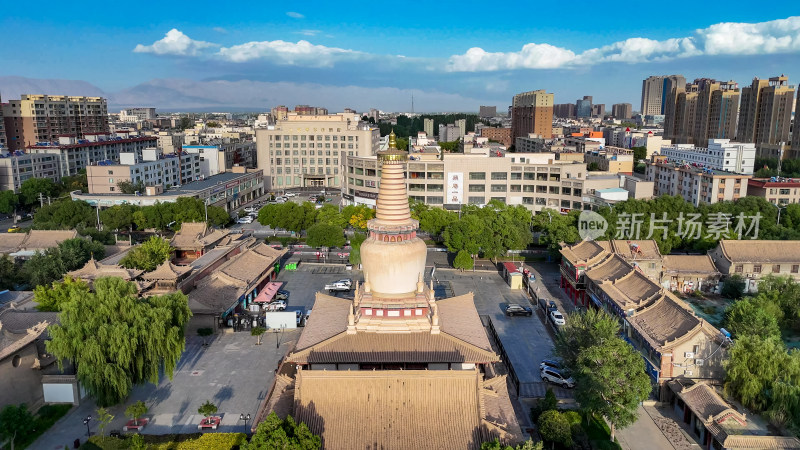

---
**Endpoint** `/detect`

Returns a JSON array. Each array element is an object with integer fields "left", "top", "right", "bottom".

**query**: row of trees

[
  {"left": 375, "top": 114, "right": 489, "bottom": 140},
  {"left": 0, "top": 172, "right": 89, "bottom": 215},
  {"left": 553, "top": 309, "right": 652, "bottom": 441},
  {"left": 0, "top": 237, "right": 105, "bottom": 290},
  {"left": 533, "top": 195, "right": 795, "bottom": 256},
  {"left": 723, "top": 276, "right": 800, "bottom": 432},
  {"left": 30, "top": 196, "right": 231, "bottom": 232}
]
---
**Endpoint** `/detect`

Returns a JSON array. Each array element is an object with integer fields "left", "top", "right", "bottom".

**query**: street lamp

[
  {"left": 239, "top": 413, "right": 251, "bottom": 433},
  {"left": 83, "top": 415, "right": 92, "bottom": 436}
]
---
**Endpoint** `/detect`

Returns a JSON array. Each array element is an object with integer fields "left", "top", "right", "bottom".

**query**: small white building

[{"left": 659, "top": 139, "right": 755, "bottom": 175}]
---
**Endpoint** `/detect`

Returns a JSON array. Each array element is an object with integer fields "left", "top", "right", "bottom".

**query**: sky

[{"left": 1, "top": 2, "right": 799, "bottom": 112}]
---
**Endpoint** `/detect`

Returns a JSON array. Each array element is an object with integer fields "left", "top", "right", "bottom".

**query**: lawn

[{"left": 583, "top": 413, "right": 622, "bottom": 450}]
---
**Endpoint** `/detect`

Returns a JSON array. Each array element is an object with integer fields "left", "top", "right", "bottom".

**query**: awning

[
  {"left": 588, "top": 292, "right": 603, "bottom": 308},
  {"left": 253, "top": 282, "right": 283, "bottom": 303}
]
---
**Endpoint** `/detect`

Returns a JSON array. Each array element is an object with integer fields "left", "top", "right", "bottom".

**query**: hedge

[{"left": 85, "top": 433, "right": 246, "bottom": 450}]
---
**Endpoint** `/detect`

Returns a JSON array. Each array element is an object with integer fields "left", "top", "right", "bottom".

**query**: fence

[{"left": 486, "top": 316, "right": 521, "bottom": 396}]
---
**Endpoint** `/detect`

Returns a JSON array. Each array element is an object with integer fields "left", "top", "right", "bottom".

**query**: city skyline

[{"left": 1, "top": 3, "right": 799, "bottom": 111}]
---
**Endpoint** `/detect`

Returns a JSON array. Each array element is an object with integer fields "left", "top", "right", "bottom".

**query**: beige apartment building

[
  {"left": 584, "top": 147, "right": 634, "bottom": 174},
  {"left": 611, "top": 103, "right": 632, "bottom": 119},
  {"left": 2, "top": 95, "right": 109, "bottom": 150},
  {"left": 737, "top": 76, "right": 795, "bottom": 146},
  {"left": 342, "top": 151, "right": 589, "bottom": 213},
  {"left": 27, "top": 133, "right": 158, "bottom": 176},
  {"left": 645, "top": 157, "right": 750, "bottom": 206},
  {"left": 86, "top": 148, "right": 201, "bottom": 194},
  {"left": 747, "top": 178, "right": 800, "bottom": 206},
  {"left": 0, "top": 152, "right": 61, "bottom": 192},
  {"left": 641, "top": 75, "right": 684, "bottom": 116},
  {"left": 666, "top": 79, "right": 738, "bottom": 146},
  {"left": 510, "top": 90, "right": 553, "bottom": 141},
  {"left": 255, "top": 113, "right": 380, "bottom": 190}
]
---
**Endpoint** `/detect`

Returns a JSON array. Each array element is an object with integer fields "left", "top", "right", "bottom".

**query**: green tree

[
  {"left": 197, "top": 327, "right": 213, "bottom": 346},
  {"left": 251, "top": 326, "right": 266, "bottom": 345},
  {"left": 117, "top": 180, "right": 145, "bottom": 195},
  {"left": 315, "top": 204, "right": 346, "bottom": 228},
  {"left": 0, "top": 404, "right": 36, "bottom": 447},
  {"left": 46, "top": 277, "right": 191, "bottom": 406},
  {"left": 574, "top": 338, "right": 652, "bottom": 440},
  {"left": 481, "top": 439, "right": 543, "bottom": 450},
  {"left": 725, "top": 295, "right": 782, "bottom": 340},
  {"left": 20, "top": 177, "right": 58, "bottom": 205},
  {"left": 538, "top": 410, "right": 572, "bottom": 449},
  {"left": 179, "top": 117, "right": 193, "bottom": 130},
  {"left": 126, "top": 400, "right": 148, "bottom": 427},
  {"left": 453, "top": 249, "right": 474, "bottom": 271},
  {"left": 721, "top": 274, "right": 746, "bottom": 299},
  {"left": 306, "top": 223, "right": 346, "bottom": 248},
  {"left": 348, "top": 232, "right": 367, "bottom": 265},
  {"left": 0, "top": 190, "right": 19, "bottom": 214},
  {"left": 96, "top": 407, "right": 114, "bottom": 441},
  {"left": 120, "top": 236, "right": 171, "bottom": 272},
  {"left": 128, "top": 433, "right": 147, "bottom": 450},
  {"left": 0, "top": 255, "right": 21, "bottom": 290},
  {"left": 100, "top": 204, "right": 138, "bottom": 231},
  {"left": 531, "top": 388, "right": 558, "bottom": 422},
  {"left": 531, "top": 209, "right": 580, "bottom": 257},
  {"left": 419, "top": 207, "right": 457, "bottom": 236},
  {"left": 33, "top": 199, "right": 96, "bottom": 230},
  {"left": 23, "top": 248, "right": 67, "bottom": 288},
  {"left": 342, "top": 204, "right": 375, "bottom": 231},
  {"left": 587, "top": 162, "right": 601, "bottom": 171},
  {"left": 631, "top": 146, "right": 648, "bottom": 161},
  {"left": 724, "top": 334, "right": 796, "bottom": 413},
  {"left": 243, "top": 412, "right": 321, "bottom": 450},
  {"left": 61, "top": 169, "right": 88, "bottom": 194},
  {"left": 553, "top": 309, "right": 619, "bottom": 372},
  {"left": 34, "top": 276, "right": 91, "bottom": 312},
  {"left": 133, "top": 201, "right": 174, "bottom": 231},
  {"left": 58, "top": 237, "right": 105, "bottom": 272},
  {"left": 198, "top": 400, "right": 218, "bottom": 418},
  {"left": 444, "top": 215, "right": 485, "bottom": 255}
]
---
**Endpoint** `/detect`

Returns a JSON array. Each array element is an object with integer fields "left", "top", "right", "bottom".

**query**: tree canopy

[
  {"left": 120, "top": 236, "right": 171, "bottom": 272},
  {"left": 306, "top": 223, "right": 346, "bottom": 248},
  {"left": 20, "top": 178, "right": 59, "bottom": 205},
  {"left": 554, "top": 308, "right": 619, "bottom": 371},
  {"left": 0, "top": 404, "right": 36, "bottom": 447},
  {"left": 34, "top": 276, "right": 91, "bottom": 312},
  {"left": 242, "top": 412, "right": 321, "bottom": 450},
  {"left": 0, "top": 190, "right": 18, "bottom": 214},
  {"left": 46, "top": 277, "right": 191, "bottom": 406},
  {"left": 33, "top": 199, "right": 96, "bottom": 230}
]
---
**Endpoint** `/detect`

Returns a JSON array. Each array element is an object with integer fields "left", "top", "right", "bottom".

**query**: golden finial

[{"left": 388, "top": 129, "right": 397, "bottom": 149}]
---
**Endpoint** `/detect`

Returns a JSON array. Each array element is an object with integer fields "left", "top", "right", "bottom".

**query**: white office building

[{"left": 659, "top": 139, "right": 756, "bottom": 175}]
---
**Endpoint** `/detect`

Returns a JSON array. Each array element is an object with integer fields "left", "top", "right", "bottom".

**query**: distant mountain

[
  {"left": 0, "top": 76, "right": 496, "bottom": 112},
  {"left": 0, "top": 76, "right": 107, "bottom": 100}
]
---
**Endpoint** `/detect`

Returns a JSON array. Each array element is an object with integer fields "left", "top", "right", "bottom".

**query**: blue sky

[{"left": 1, "top": 1, "right": 799, "bottom": 111}]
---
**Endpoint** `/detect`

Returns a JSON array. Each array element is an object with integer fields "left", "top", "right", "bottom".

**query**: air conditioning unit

[
  {"left": 684, "top": 352, "right": 695, "bottom": 358},
  {"left": 696, "top": 359, "right": 705, "bottom": 366}
]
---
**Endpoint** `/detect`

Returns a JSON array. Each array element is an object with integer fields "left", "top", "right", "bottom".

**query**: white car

[
  {"left": 549, "top": 311, "right": 566, "bottom": 326},
  {"left": 284, "top": 192, "right": 297, "bottom": 197},
  {"left": 244, "top": 206, "right": 257, "bottom": 213},
  {"left": 237, "top": 216, "right": 253, "bottom": 224},
  {"left": 541, "top": 367, "right": 575, "bottom": 388}
]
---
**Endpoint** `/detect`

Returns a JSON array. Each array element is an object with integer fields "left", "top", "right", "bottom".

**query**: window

[
  {"left": 510, "top": 185, "right": 521, "bottom": 192},
  {"left": 753, "top": 264, "right": 762, "bottom": 274},
  {"left": 108, "top": 170, "right": 113, "bottom": 175},
  {"left": 491, "top": 172, "right": 507, "bottom": 180},
  {"left": 735, "top": 265, "right": 743, "bottom": 273},
  {"left": 467, "top": 196, "right": 485, "bottom": 204},
  {"left": 468, "top": 184, "right": 485, "bottom": 192},
  {"left": 490, "top": 184, "right": 507, "bottom": 192},
  {"left": 469, "top": 172, "right": 485, "bottom": 180},
  {"left": 792, "top": 265, "right": 799, "bottom": 274},
  {"left": 773, "top": 265, "right": 781, "bottom": 273},
  {"left": 510, "top": 173, "right": 522, "bottom": 180}
]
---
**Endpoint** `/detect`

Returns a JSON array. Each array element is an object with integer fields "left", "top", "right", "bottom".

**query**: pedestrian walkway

[{"left": 617, "top": 405, "right": 677, "bottom": 450}]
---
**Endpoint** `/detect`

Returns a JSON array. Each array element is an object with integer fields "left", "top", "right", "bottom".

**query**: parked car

[
  {"left": 547, "top": 301, "right": 558, "bottom": 312},
  {"left": 244, "top": 206, "right": 257, "bottom": 213},
  {"left": 538, "top": 297, "right": 550, "bottom": 310},
  {"left": 505, "top": 304, "right": 533, "bottom": 317},
  {"left": 296, "top": 310, "right": 304, "bottom": 326},
  {"left": 549, "top": 310, "right": 566, "bottom": 326},
  {"left": 334, "top": 279, "right": 353, "bottom": 288},
  {"left": 265, "top": 300, "right": 286, "bottom": 311},
  {"left": 237, "top": 216, "right": 253, "bottom": 224},
  {"left": 284, "top": 192, "right": 297, "bottom": 197},
  {"left": 276, "top": 290, "right": 289, "bottom": 301},
  {"left": 540, "top": 367, "right": 575, "bottom": 388},
  {"left": 7, "top": 226, "right": 21, "bottom": 233},
  {"left": 540, "top": 359, "right": 563, "bottom": 371},
  {"left": 325, "top": 281, "right": 352, "bottom": 292}
]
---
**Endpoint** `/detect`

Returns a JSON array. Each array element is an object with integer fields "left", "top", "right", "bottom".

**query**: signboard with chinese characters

[{"left": 446, "top": 172, "right": 464, "bottom": 205}]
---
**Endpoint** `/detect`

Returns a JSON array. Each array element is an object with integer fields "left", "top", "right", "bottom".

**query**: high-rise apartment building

[
  {"left": 792, "top": 92, "right": 800, "bottom": 153},
  {"left": 254, "top": 112, "right": 379, "bottom": 190},
  {"left": 479, "top": 106, "right": 496, "bottom": 118},
  {"left": 737, "top": 75, "right": 795, "bottom": 145},
  {"left": 642, "top": 75, "right": 685, "bottom": 116},
  {"left": 455, "top": 119, "right": 466, "bottom": 138},
  {"left": 438, "top": 123, "right": 460, "bottom": 142},
  {"left": 611, "top": 103, "right": 633, "bottom": 119},
  {"left": 271, "top": 105, "right": 290, "bottom": 121},
  {"left": 2, "top": 95, "right": 109, "bottom": 151},
  {"left": 120, "top": 108, "right": 156, "bottom": 121},
  {"left": 554, "top": 103, "right": 575, "bottom": 118},
  {"left": 423, "top": 118, "right": 434, "bottom": 137},
  {"left": 591, "top": 104, "right": 606, "bottom": 118},
  {"left": 575, "top": 96, "right": 593, "bottom": 118},
  {"left": 511, "top": 90, "right": 553, "bottom": 141},
  {"left": 0, "top": 94, "right": 6, "bottom": 149},
  {"left": 294, "top": 105, "right": 329, "bottom": 115},
  {"left": 663, "top": 76, "right": 688, "bottom": 138},
  {"left": 666, "top": 79, "right": 738, "bottom": 146}
]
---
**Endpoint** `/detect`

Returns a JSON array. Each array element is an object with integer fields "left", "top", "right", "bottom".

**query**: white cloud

[
  {"left": 446, "top": 16, "right": 800, "bottom": 71},
  {"left": 217, "top": 39, "right": 363, "bottom": 67},
  {"left": 133, "top": 29, "right": 217, "bottom": 56},
  {"left": 213, "top": 27, "right": 228, "bottom": 34},
  {"left": 295, "top": 29, "right": 321, "bottom": 37},
  {"left": 286, "top": 11, "right": 304, "bottom": 19}
]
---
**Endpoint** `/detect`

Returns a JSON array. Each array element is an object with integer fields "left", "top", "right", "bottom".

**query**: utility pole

[{"left": 38, "top": 192, "right": 45, "bottom": 208}]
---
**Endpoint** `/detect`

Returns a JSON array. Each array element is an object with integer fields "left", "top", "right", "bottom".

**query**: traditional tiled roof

[
  {"left": 294, "top": 293, "right": 352, "bottom": 351},
  {"left": 188, "top": 278, "right": 244, "bottom": 313},
  {"left": 67, "top": 257, "right": 143, "bottom": 280},
  {"left": 717, "top": 240, "right": 800, "bottom": 264},
  {"left": 610, "top": 240, "right": 662, "bottom": 260},
  {"left": 627, "top": 294, "right": 717, "bottom": 352},
  {"left": 20, "top": 230, "right": 78, "bottom": 251},
  {"left": 292, "top": 369, "right": 520, "bottom": 450},
  {"left": 673, "top": 382, "right": 745, "bottom": 424},
  {"left": 662, "top": 255, "right": 720, "bottom": 275},
  {"left": 0, "top": 308, "right": 58, "bottom": 361},
  {"left": 585, "top": 254, "right": 633, "bottom": 283},
  {"left": 560, "top": 240, "right": 611, "bottom": 265},
  {"left": 0, "top": 233, "right": 27, "bottom": 254},
  {"left": 141, "top": 260, "right": 192, "bottom": 281},
  {"left": 437, "top": 293, "right": 492, "bottom": 351},
  {"left": 289, "top": 331, "right": 499, "bottom": 364},
  {"left": 170, "top": 222, "right": 230, "bottom": 250},
  {"left": 216, "top": 243, "right": 284, "bottom": 285},
  {"left": 600, "top": 272, "right": 662, "bottom": 313}
]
